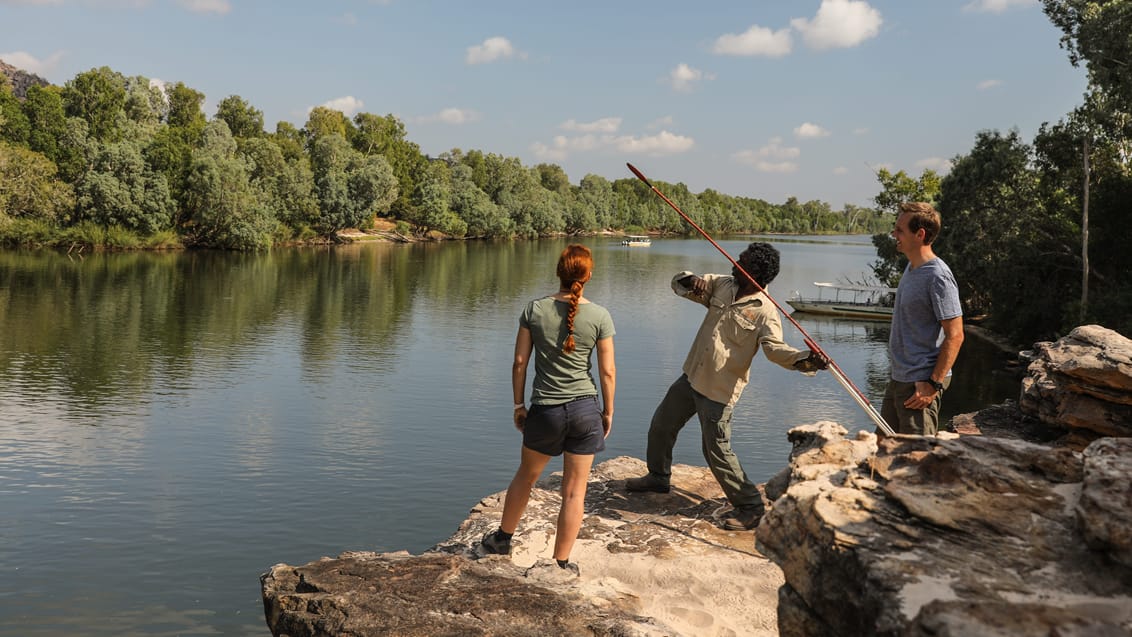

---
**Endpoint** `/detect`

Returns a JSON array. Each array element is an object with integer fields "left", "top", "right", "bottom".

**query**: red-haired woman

[{"left": 481, "top": 244, "right": 616, "bottom": 575}]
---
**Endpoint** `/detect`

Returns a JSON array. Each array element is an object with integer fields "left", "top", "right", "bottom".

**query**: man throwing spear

[{"left": 625, "top": 242, "right": 828, "bottom": 530}]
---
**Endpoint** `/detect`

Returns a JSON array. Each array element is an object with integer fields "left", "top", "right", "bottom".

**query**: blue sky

[{"left": 2, "top": 0, "right": 1087, "bottom": 209}]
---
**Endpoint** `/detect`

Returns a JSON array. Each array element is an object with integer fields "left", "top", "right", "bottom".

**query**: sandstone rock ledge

[
  {"left": 262, "top": 456, "right": 785, "bottom": 637},
  {"left": 756, "top": 422, "right": 1132, "bottom": 636},
  {"left": 262, "top": 326, "right": 1132, "bottom": 637}
]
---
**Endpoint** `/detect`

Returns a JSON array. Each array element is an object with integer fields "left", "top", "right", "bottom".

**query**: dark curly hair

[{"left": 732, "top": 242, "right": 780, "bottom": 288}]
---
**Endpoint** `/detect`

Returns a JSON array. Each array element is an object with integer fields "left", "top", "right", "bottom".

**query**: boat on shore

[
  {"left": 787, "top": 282, "right": 896, "bottom": 320},
  {"left": 621, "top": 235, "right": 651, "bottom": 247}
]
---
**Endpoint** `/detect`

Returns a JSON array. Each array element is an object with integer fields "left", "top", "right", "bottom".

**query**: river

[{"left": 0, "top": 235, "right": 1018, "bottom": 636}]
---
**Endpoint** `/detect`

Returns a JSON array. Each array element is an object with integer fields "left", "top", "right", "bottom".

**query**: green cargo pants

[{"left": 645, "top": 374, "right": 763, "bottom": 510}]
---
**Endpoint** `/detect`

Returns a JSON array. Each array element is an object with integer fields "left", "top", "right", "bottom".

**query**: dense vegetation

[
  {"left": 867, "top": 0, "right": 1131, "bottom": 344},
  {"left": 2, "top": 1, "right": 1127, "bottom": 344},
  {"left": 0, "top": 69, "right": 889, "bottom": 252}
]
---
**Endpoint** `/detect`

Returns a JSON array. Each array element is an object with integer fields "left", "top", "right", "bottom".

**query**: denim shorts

[{"left": 523, "top": 395, "right": 605, "bottom": 456}]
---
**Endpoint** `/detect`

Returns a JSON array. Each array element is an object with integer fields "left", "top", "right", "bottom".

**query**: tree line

[
  {"left": 0, "top": 67, "right": 890, "bottom": 251},
  {"left": 867, "top": 0, "right": 1131, "bottom": 344}
]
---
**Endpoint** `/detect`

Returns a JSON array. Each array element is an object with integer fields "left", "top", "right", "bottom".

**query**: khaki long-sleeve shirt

[{"left": 674, "top": 271, "right": 810, "bottom": 406}]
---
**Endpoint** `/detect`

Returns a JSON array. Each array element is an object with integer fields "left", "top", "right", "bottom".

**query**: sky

[{"left": 1, "top": 0, "right": 1089, "bottom": 209}]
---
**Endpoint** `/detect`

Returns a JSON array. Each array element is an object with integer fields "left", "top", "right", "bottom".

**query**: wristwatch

[{"left": 927, "top": 379, "right": 944, "bottom": 392}]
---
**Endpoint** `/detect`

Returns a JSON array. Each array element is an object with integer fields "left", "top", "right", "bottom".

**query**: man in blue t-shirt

[{"left": 883, "top": 202, "right": 965, "bottom": 435}]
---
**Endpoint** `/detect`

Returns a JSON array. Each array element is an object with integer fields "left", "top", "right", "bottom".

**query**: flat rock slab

[{"left": 263, "top": 456, "right": 784, "bottom": 637}]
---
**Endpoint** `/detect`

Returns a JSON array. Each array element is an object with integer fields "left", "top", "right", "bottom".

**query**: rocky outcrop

[
  {"left": 262, "top": 327, "right": 1132, "bottom": 636},
  {"left": 1020, "top": 325, "right": 1132, "bottom": 438},
  {"left": 756, "top": 422, "right": 1132, "bottom": 637},
  {"left": 0, "top": 59, "right": 50, "bottom": 98},
  {"left": 262, "top": 456, "right": 786, "bottom": 637}
]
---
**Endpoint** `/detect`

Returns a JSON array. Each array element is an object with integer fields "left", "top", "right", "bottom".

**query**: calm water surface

[{"left": 0, "top": 236, "right": 1017, "bottom": 636}]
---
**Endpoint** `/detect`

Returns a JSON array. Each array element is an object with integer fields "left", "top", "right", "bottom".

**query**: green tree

[
  {"left": 165, "top": 82, "right": 206, "bottom": 131},
  {"left": 449, "top": 163, "right": 508, "bottom": 237},
  {"left": 22, "top": 85, "right": 68, "bottom": 166},
  {"left": 215, "top": 95, "right": 265, "bottom": 139},
  {"left": 74, "top": 138, "right": 175, "bottom": 234},
  {"left": 937, "top": 130, "right": 1079, "bottom": 341},
  {"left": 123, "top": 75, "right": 165, "bottom": 126},
  {"left": 534, "top": 163, "right": 571, "bottom": 195},
  {"left": 1044, "top": 0, "right": 1132, "bottom": 109},
  {"left": 183, "top": 120, "right": 275, "bottom": 249},
  {"left": 240, "top": 136, "right": 317, "bottom": 230},
  {"left": 62, "top": 67, "right": 127, "bottom": 142},
  {"left": 309, "top": 133, "right": 397, "bottom": 238},
  {"left": 577, "top": 174, "right": 614, "bottom": 229},
  {"left": 872, "top": 168, "right": 942, "bottom": 214},
  {"left": 272, "top": 121, "right": 306, "bottom": 162},
  {"left": 353, "top": 112, "right": 428, "bottom": 220},
  {"left": 0, "top": 142, "right": 75, "bottom": 222},
  {"left": 869, "top": 168, "right": 943, "bottom": 285},
  {"left": 412, "top": 159, "right": 466, "bottom": 236},
  {"left": 0, "top": 85, "right": 31, "bottom": 146},
  {"left": 304, "top": 107, "right": 352, "bottom": 148}
]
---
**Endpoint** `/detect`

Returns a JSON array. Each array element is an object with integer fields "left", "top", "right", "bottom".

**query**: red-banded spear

[{"left": 626, "top": 162, "right": 896, "bottom": 436}]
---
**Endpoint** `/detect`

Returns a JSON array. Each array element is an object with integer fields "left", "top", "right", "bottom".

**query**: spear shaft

[{"left": 626, "top": 162, "right": 895, "bottom": 436}]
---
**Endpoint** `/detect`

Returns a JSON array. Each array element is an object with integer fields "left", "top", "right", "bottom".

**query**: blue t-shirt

[{"left": 888, "top": 258, "right": 962, "bottom": 383}]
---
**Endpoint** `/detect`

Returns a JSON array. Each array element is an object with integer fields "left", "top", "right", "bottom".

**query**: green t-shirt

[{"left": 520, "top": 297, "right": 615, "bottom": 405}]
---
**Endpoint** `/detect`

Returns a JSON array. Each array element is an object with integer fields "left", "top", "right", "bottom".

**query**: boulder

[
  {"left": 0, "top": 59, "right": 50, "bottom": 99},
  {"left": 756, "top": 422, "right": 1132, "bottom": 637},
  {"left": 1020, "top": 325, "right": 1132, "bottom": 438}
]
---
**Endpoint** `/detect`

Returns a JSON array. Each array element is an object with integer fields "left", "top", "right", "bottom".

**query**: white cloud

[
  {"left": 317, "top": 96, "right": 364, "bottom": 116},
  {"left": 854, "top": 127, "right": 870, "bottom": 135},
  {"left": 758, "top": 137, "right": 801, "bottom": 159},
  {"left": 530, "top": 142, "right": 566, "bottom": 162},
  {"left": 466, "top": 36, "right": 517, "bottom": 65},
  {"left": 833, "top": 166, "right": 849, "bottom": 175},
  {"left": 733, "top": 137, "right": 802, "bottom": 173},
  {"left": 791, "top": 0, "right": 882, "bottom": 51},
  {"left": 531, "top": 129, "right": 693, "bottom": 160},
  {"left": 560, "top": 117, "right": 621, "bottom": 133},
  {"left": 915, "top": 157, "right": 953, "bottom": 173},
  {"left": 977, "top": 79, "right": 1002, "bottom": 90},
  {"left": 336, "top": 12, "right": 358, "bottom": 26},
  {"left": 794, "top": 122, "right": 831, "bottom": 139},
  {"left": 647, "top": 116, "right": 674, "bottom": 130},
  {"left": 963, "top": 0, "right": 1037, "bottom": 13},
  {"left": 0, "top": 49, "right": 65, "bottom": 76},
  {"left": 668, "top": 63, "right": 713, "bottom": 92},
  {"left": 415, "top": 107, "right": 479, "bottom": 125},
  {"left": 712, "top": 24, "right": 793, "bottom": 57},
  {"left": 531, "top": 134, "right": 601, "bottom": 161},
  {"left": 611, "top": 130, "right": 694, "bottom": 156},
  {"left": 177, "top": 0, "right": 230, "bottom": 14},
  {"left": 437, "top": 107, "right": 478, "bottom": 124}
]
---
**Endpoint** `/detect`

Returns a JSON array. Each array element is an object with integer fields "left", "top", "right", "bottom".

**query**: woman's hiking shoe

[
  {"left": 721, "top": 506, "right": 764, "bottom": 531},
  {"left": 480, "top": 530, "right": 512, "bottom": 555},
  {"left": 625, "top": 474, "right": 671, "bottom": 494}
]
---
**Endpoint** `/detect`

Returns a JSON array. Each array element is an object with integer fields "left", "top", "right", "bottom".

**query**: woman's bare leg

[
  {"left": 553, "top": 451, "right": 595, "bottom": 562},
  {"left": 500, "top": 445, "right": 552, "bottom": 534}
]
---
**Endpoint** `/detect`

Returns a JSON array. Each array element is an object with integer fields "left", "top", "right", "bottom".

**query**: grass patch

[{"left": 0, "top": 218, "right": 55, "bottom": 246}]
